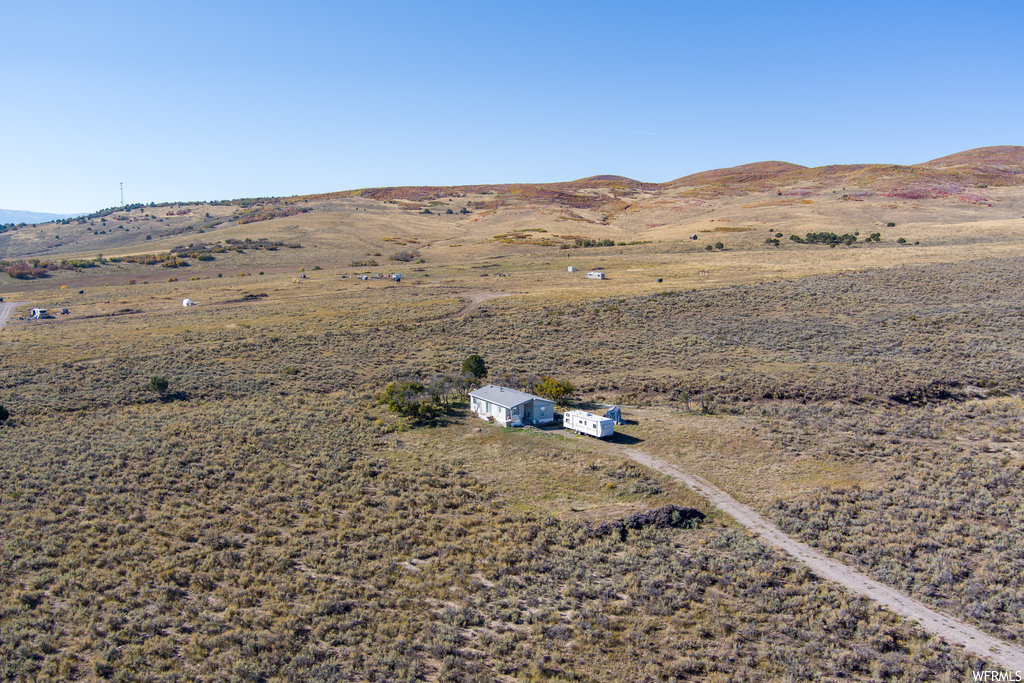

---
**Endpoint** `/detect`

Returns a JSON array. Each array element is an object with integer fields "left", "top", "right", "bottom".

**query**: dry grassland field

[{"left": 2, "top": 147, "right": 1024, "bottom": 680}]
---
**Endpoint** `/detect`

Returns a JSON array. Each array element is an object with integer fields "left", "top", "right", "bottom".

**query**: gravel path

[
  {"left": 0, "top": 301, "right": 27, "bottom": 330},
  {"left": 613, "top": 444, "right": 1024, "bottom": 672}
]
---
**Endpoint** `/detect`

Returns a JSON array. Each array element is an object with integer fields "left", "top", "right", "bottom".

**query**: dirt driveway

[
  {"left": 0, "top": 301, "right": 27, "bottom": 330},
  {"left": 608, "top": 443, "right": 1024, "bottom": 672}
]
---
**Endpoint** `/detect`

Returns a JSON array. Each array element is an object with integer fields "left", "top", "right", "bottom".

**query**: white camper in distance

[{"left": 563, "top": 410, "right": 615, "bottom": 438}]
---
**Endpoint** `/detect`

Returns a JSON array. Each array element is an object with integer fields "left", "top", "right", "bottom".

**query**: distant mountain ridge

[
  {"left": 0, "top": 208, "right": 81, "bottom": 225},
  {"left": 6, "top": 147, "right": 1019, "bottom": 226},
  {"left": 1, "top": 146, "right": 1019, "bottom": 261},
  {"left": 663, "top": 146, "right": 1024, "bottom": 193},
  {"left": 286, "top": 146, "right": 1024, "bottom": 205}
]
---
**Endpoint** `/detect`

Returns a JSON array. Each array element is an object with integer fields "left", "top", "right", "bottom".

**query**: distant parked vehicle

[
  {"left": 60, "top": 308, "right": 70, "bottom": 315},
  {"left": 563, "top": 410, "right": 615, "bottom": 438}
]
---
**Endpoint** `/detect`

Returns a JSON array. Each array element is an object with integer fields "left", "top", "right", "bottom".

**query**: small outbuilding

[
  {"left": 469, "top": 385, "right": 555, "bottom": 427},
  {"left": 604, "top": 406, "right": 623, "bottom": 425},
  {"left": 568, "top": 266, "right": 577, "bottom": 272}
]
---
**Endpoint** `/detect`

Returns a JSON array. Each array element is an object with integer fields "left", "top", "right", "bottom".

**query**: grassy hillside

[
  {"left": 2, "top": 146, "right": 1023, "bottom": 678},
  {"left": 2, "top": 146, "right": 1021, "bottom": 268},
  {"left": 2, "top": 262, "right": 1004, "bottom": 679}
]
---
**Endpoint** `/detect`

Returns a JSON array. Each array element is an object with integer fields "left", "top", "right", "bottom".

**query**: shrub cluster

[
  {"left": 789, "top": 231, "right": 858, "bottom": 246},
  {"left": 389, "top": 250, "right": 420, "bottom": 262},
  {"left": 0, "top": 259, "right": 73, "bottom": 279},
  {"left": 0, "top": 395, "right": 974, "bottom": 679},
  {"left": 573, "top": 237, "right": 616, "bottom": 248},
  {"left": 170, "top": 238, "right": 299, "bottom": 260},
  {"left": 235, "top": 205, "right": 309, "bottom": 224}
]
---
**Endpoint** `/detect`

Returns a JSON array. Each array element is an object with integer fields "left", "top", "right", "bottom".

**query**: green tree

[
  {"left": 378, "top": 381, "right": 420, "bottom": 413},
  {"left": 531, "top": 377, "right": 575, "bottom": 402},
  {"left": 461, "top": 354, "right": 488, "bottom": 380},
  {"left": 147, "top": 376, "right": 169, "bottom": 395},
  {"left": 378, "top": 381, "right": 443, "bottom": 419}
]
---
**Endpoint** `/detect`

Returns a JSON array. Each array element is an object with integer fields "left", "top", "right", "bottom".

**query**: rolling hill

[{"left": 1, "top": 146, "right": 1020, "bottom": 262}]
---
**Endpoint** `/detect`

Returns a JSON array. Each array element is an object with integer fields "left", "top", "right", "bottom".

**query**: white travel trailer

[
  {"left": 182, "top": 298, "right": 195, "bottom": 307},
  {"left": 586, "top": 270, "right": 605, "bottom": 280},
  {"left": 29, "top": 308, "right": 50, "bottom": 320},
  {"left": 563, "top": 410, "right": 615, "bottom": 438}
]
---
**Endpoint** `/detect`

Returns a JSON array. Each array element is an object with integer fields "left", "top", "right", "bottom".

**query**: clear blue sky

[{"left": 3, "top": 1, "right": 1021, "bottom": 213}]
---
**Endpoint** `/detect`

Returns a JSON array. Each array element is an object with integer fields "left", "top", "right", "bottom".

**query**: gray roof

[{"left": 469, "top": 384, "right": 551, "bottom": 409}]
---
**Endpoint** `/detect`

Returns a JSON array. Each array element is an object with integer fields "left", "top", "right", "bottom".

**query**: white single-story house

[{"left": 469, "top": 385, "right": 555, "bottom": 427}]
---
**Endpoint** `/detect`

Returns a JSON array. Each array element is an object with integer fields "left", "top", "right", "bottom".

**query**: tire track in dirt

[{"left": 440, "top": 291, "right": 512, "bottom": 319}]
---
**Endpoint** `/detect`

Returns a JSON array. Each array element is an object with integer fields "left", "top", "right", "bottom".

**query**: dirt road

[
  {"left": 441, "top": 291, "right": 511, "bottom": 319},
  {"left": 613, "top": 444, "right": 1024, "bottom": 672},
  {"left": 0, "top": 301, "right": 26, "bottom": 330}
]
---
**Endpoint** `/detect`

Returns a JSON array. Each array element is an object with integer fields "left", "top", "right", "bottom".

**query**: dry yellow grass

[
  {"left": 3, "top": 159, "right": 1024, "bottom": 676},
  {"left": 399, "top": 422, "right": 711, "bottom": 522},
  {"left": 5, "top": 185, "right": 1024, "bottom": 311}
]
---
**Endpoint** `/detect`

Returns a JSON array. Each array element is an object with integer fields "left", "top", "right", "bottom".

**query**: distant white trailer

[
  {"left": 586, "top": 271, "right": 605, "bottom": 280},
  {"left": 29, "top": 308, "right": 50, "bottom": 320},
  {"left": 568, "top": 266, "right": 577, "bottom": 272},
  {"left": 182, "top": 298, "right": 195, "bottom": 307},
  {"left": 563, "top": 410, "right": 615, "bottom": 438}
]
